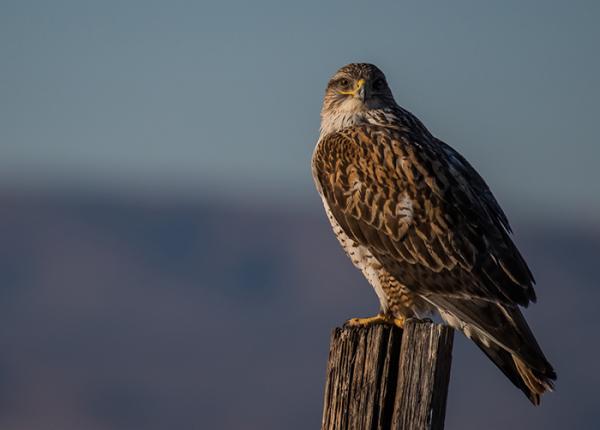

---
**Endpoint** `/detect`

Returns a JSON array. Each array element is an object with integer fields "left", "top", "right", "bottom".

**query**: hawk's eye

[
  {"left": 337, "top": 78, "right": 351, "bottom": 89},
  {"left": 372, "top": 78, "right": 385, "bottom": 91}
]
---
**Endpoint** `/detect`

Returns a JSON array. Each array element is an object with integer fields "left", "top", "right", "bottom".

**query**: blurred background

[{"left": 1, "top": 1, "right": 599, "bottom": 429}]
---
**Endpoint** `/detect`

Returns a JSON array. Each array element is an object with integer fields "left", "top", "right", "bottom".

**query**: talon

[
  {"left": 345, "top": 312, "right": 405, "bottom": 328},
  {"left": 345, "top": 312, "right": 389, "bottom": 327},
  {"left": 393, "top": 317, "right": 405, "bottom": 328}
]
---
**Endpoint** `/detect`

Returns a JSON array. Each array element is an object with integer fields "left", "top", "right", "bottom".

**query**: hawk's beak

[
  {"left": 355, "top": 79, "right": 366, "bottom": 101},
  {"left": 339, "top": 79, "right": 366, "bottom": 100}
]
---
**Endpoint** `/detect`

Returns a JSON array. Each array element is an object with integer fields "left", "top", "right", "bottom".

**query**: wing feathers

[{"left": 313, "top": 125, "right": 536, "bottom": 306}]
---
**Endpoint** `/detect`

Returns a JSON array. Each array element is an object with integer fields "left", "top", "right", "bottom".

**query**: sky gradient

[{"left": 2, "top": 0, "right": 599, "bottom": 221}]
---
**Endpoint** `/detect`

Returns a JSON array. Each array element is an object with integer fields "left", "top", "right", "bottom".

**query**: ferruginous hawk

[{"left": 312, "top": 63, "right": 556, "bottom": 404}]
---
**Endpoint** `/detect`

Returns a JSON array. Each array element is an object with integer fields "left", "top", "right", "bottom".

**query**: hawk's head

[{"left": 320, "top": 63, "right": 397, "bottom": 136}]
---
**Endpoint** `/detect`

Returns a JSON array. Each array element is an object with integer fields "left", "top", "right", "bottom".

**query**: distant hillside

[{"left": 0, "top": 190, "right": 597, "bottom": 430}]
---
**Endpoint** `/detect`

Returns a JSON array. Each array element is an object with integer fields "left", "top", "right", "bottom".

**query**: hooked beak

[{"left": 355, "top": 79, "right": 366, "bottom": 101}]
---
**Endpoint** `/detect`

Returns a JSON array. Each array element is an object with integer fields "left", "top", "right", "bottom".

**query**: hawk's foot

[{"left": 345, "top": 313, "right": 405, "bottom": 329}]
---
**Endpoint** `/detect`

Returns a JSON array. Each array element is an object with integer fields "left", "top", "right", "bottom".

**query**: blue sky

[{"left": 2, "top": 0, "right": 599, "bottom": 221}]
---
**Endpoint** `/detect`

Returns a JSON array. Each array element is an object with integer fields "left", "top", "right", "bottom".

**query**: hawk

[{"left": 312, "top": 63, "right": 556, "bottom": 404}]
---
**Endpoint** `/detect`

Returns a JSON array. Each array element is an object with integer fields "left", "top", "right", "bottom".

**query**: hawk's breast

[{"left": 319, "top": 195, "right": 432, "bottom": 318}]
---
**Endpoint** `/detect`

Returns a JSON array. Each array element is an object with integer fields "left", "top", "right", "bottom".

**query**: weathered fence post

[{"left": 321, "top": 320, "right": 454, "bottom": 430}]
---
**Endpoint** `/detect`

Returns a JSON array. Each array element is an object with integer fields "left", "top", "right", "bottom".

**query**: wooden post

[{"left": 321, "top": 320, "right": 454, "bottom": 430}]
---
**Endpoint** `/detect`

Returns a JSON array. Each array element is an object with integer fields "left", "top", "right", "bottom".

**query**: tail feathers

[
  {"left": 431, "top": 297, "right": 556, "bottom": 405},
  {"left": 472, "top": 334, "right": 556, "bottom": 405},
  {"left": 513, "top": 355, "right": 555, "bottom": 405}
]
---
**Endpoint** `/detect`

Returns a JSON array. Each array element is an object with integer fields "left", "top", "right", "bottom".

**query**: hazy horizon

[{"left": 0, "top": 190, "right": 597, "bottom": 429}]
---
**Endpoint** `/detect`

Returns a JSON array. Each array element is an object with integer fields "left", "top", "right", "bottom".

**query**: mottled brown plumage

[{"left": 312, "top": 63, "right": 556, "bottom": 404}]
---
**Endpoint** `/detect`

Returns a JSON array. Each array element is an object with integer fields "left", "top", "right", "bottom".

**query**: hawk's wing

[
  {"left": 435, "top": 138, "right": 513, "bottom": 234},
  {"left": 312, "top": 124, "right": 535, "bottom": 307}
]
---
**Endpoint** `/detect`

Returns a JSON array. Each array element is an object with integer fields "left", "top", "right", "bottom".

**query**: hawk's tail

[
  {"left": 472, "top": 335, "right": 555, "bottom": 405},
  {"left": 431, "top": 296, "right": 556, "bottom": 404}
]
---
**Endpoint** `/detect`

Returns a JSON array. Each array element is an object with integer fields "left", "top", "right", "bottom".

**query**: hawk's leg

[{"left": 345, "top": 312, "right": 405, "bottom": 329}]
